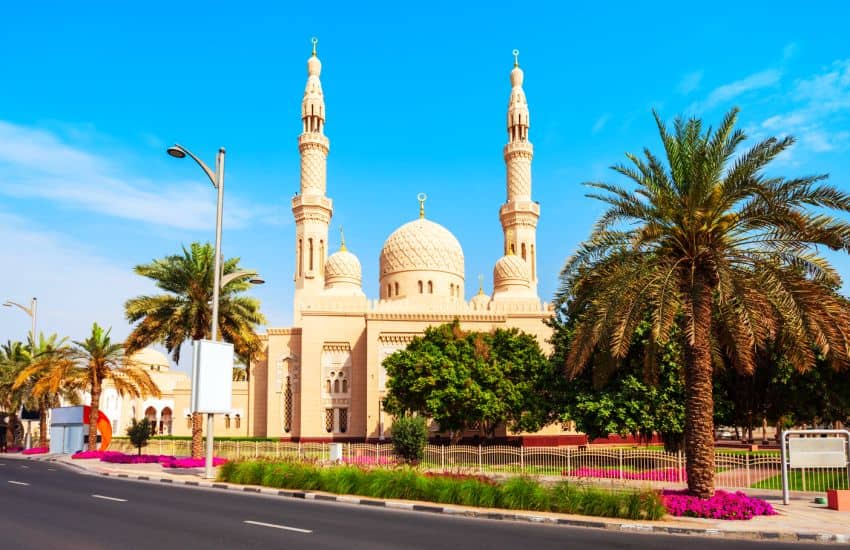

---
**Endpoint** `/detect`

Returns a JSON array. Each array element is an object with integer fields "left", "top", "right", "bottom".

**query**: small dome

[
  {"left": 494, "top": 254, "right": 530, "bottom": 286},
  {"left": 380, "top": 218, "right": 464, "bottom": 278},
  {"left": 470, "top": 290, "right": 491, "bottom": 311},
  {"left": 325, "top": 249, "right": 362, "bottom": 288}
]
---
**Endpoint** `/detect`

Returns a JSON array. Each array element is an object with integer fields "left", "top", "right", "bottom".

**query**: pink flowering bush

[
  {"left": 661, "top": 489, "right": 776, "bottom": 520},
  {"left": 72, "top": 450, "right": 105, "bottom": 459},
  {"left": 342, "top": 456, "right": 396, "bottom": 466},
  {"left": 162, "top": 457, "right": 227, "bottom": 468},
  {"left": 22, "top": 447, "right": 49, "bottom": 455},
  {"left": 563, "top": 467, "right": 686, "bottom": 482},
  {"left": 6, "top": 446, "right": 23, "bottom": 453},
  {"left": 100, "top": 452, "right": 175, "bottom": 464}
]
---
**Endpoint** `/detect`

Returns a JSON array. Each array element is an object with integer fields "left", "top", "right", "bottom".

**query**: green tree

[
  {"left": 383, "top": 320, "right": 559, "bottom": 442},
  {"left": 124, "top": 242, "right": 266, "bottom": 458},
  {"left": 12, "top": 334, "right": 82, "bottom": 448},
  {"left": 558, "top": 108, "right": 850, "bottom": 497},
  {"left": 554, "top": 316, "right": 686, "bottom": 451},
  {"left": 0, "top": 340, "right": 29, "bottom": 449},
  {"left": 127, "top": 417, "right": 153, "bottom": 455},
  {"left": 23, "top": 323, "right": 161, "bottom": 451}
]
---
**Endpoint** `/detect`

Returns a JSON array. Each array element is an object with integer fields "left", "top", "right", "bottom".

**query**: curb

[{"left": 47, "top": 459, "right": 850, "bottom": 544}]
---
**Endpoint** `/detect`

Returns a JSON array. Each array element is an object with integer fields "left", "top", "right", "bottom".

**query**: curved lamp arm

[
  {"left": 220, "top": 270, "right": 265, "bottom": 289},
  {"left": 3, "top": 300, "right": 33, "bottom": 317},
  {"left": 168, "top": 143, "right": 218, "bottom": 188}
]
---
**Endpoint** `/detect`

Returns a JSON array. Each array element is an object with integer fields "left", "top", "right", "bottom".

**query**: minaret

[
  {"left": 499, "top": 49, "right": 539, "bottom": 295},
  {"left": 292, "top": 37, "right": 333, "bottom": 322}
]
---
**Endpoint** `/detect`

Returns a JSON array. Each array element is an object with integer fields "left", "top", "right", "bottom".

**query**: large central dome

[{"left": 379, "top": 218, "right": 465, "bottom": 300}]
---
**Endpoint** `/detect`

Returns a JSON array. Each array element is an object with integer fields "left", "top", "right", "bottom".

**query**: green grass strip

[{"left": 219, "top": 461, "right": 667, "bottom": 521}]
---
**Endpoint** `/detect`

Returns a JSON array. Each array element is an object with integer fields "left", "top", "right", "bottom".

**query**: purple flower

[{"left": 660, "top": 489, "right": 776, "bottom": 520}]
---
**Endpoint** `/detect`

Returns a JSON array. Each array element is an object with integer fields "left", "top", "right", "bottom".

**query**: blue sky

[{"left": 2, "top": 1, "right": 849, "bottom": 366}]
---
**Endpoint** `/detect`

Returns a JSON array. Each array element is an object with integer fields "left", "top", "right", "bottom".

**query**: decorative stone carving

[{"left": 380, "top": 218, "right": 464, "bottom": 277}]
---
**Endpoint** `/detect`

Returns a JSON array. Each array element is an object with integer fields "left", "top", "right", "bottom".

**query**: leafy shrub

[
  {"left": 499, "top": 476, "right": 550, "bottom": 511},
  {"left": 662, "top": 490, "right": 776, "bottom": 520},
  {"left": 390, "top": 415, "right": 428, "bottom": 463},
  {"left": 126, "top": 418, "right": 153, "bottom": 455}
]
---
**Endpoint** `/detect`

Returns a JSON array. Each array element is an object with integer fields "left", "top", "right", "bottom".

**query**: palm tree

[
  {"left": 557, "top": 108, "right": 850, "bottom": 498},
  {"left": 12, "top": 334, "right": 82, "bottom": 448},
  {"left": 23, "top": 323, "right": 161, "bottom": 450},
  {"left": 124, "top": 242, "right": 266, "bottom": 457},
  {"left": 0, "top": 340, "right": 29, "bottom": 449}
]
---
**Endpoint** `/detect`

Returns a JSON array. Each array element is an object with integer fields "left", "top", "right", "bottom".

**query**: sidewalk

[{"left": 7, "top": 452, "right": 850, "bottom": 544}]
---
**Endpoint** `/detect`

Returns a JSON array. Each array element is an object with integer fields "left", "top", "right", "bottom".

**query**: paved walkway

[{"left": 4, "top": 452, "right": 850, "bottom": 544}]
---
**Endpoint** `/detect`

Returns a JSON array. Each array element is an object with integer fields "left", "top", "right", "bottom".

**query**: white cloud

[
  {"left": 0, "top": 210, "right": 153, "bottom": 343},
  {"left": 758, "top": 59, "right": 850, "bottom": 154},
  {"left": 591, "top": 114, "right": 610, "bottom": 134},
  {"left": 0, "top": 121, "right": 284, "bottom": 230},
  {"left": 690, "top": 69, "right": 782, "bottom": 112},
  {"left": 677, "top": 70, "right": 703, "bottom": 95}
]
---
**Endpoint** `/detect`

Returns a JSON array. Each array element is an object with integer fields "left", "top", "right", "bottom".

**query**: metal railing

[{"left": 105, "top": 440, "right": 850, "bottom": 493}]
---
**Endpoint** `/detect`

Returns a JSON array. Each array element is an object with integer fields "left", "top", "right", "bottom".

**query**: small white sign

[
  {"left": 789, "top": 437, "right": 848, "bottom": 468},
  {"left": 191, "top": 340, "right": 234, "bottom": 413}
]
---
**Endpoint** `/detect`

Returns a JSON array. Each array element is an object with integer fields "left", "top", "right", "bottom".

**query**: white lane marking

[
  {"left": 243, "top": 520, "right": 312, "bottom": 534},
  {"left": 92, "top": 494, "right": 127, "bottom": 502},
  {"left": 8, "top": 481, "right": 29, "bottom": 486},
  {"left": 20, "top": 465, "right": 29, "bottom": 469},
  {"left": 47, "top": 468, "right": 56, "bottom": 471}
]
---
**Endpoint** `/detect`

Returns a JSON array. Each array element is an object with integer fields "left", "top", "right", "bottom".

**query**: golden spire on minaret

[
  {"left": 513, "top": 49, "right": 519, "bottom": 67},
  {"left": 312, "top": 36, "right": 318, "bottom": 56},
  {"left": 417, "top": 192, "right": 427, "bottom": 219},
  {"left": 339, "top": 225, "right": 347, "bottom": 251}
]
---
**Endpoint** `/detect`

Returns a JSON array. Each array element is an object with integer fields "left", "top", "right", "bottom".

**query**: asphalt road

[{"left": 0, "top": 458, "right": 824, "bottom": 550}]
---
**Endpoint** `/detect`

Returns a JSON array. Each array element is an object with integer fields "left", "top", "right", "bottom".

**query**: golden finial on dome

[
  {"left": 311, "top": 37, "right": 318, "bottom": 56},
  {"left": 478, "top": 273, "right": 485, "bottom": 295},
  {"left": 417, "top": 192, "right": 427, "bottom": 219},
  {"left": 339, "top": 225, "right": 347, "bottom": 251},
  {"left": 513, "top": 49, "right": 519, "bottom": 68}
]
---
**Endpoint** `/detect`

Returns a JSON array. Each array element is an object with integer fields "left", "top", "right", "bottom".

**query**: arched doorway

[
  {"left": 160, "top": 407, "right": 173, "bottom": 436},
  {"left": 144, "top": 406, "right": 157, "bottom": 436}
]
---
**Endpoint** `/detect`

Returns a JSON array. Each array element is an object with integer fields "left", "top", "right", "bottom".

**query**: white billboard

[{"left": 191, "top": 340, "right": 234, "bottom": 414}]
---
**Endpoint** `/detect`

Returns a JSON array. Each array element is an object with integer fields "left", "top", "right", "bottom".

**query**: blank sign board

[
  {"left": 191, "top": 340, "right": 234, "bottom": 414},
  {"left": 788, "top": 437, "right": 848, "bottom": 468}
]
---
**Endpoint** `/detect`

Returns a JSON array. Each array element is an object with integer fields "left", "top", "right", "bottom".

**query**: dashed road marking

[
  {"left": 8, "top": 481, "right": 30, "bottom": 486},
  {"left": 243, "top": 520, "right": 312, "bottom": 534},
  {"left": 92, "top": 494, "right": 127, "bottom": 502}
]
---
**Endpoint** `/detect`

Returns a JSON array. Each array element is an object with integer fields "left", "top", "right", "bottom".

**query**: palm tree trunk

[
  {"left": 683, "top": 275, "right": 716, "bottom": 498},
  {"left": 39, "top": 398, "right": 48, "bottom": 449},
  {"left": 191, "top": 412, "right": 203, "bottom": 458},
  {"left": 88, "top": 384, "right": 102, "bottom": 451}
]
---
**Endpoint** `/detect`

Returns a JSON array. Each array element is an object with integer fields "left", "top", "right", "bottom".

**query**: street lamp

[
  {"left": 2, "top": 297, "right": 37, "bottom": 343},
  {"left": 3, "top": 297, "right": 37, "bottom": 448},
  {"left": 168, "top": 143, "right": 226, "bottom": 479}
]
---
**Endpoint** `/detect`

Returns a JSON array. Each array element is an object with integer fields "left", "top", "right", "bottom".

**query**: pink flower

[
  {"left": 660, "top": 489, "right": 776, "bottom": 520},
  {"left": 22, "top": 447, "right": 49, "bottom": 455}
]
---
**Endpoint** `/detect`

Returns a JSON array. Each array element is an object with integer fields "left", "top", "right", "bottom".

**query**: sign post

[
  {"left": 780, "top": 429, "right": 850, "bottom": 505},
  {"left": 191, "top": 339, "right": 234, "bottom": 479}
]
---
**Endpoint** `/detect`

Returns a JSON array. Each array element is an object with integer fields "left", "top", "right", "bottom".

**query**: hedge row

[{"left": 219, "top": 461, "right": 667, "bottom": 520}]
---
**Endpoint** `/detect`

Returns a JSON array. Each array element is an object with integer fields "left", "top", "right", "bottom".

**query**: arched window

[
  {"left": 326, "top": 379, "right": 331, "bottom": 393},
  {"left": 418, "top": 281, "right": 423, "bottom": 294},
  {"left": 186, "top": 414, "right": 192, "bottom": 429},
  {"left": 521, "top": 242, "right": 526, "bottom": 260},
  {"left": 450, "top": 283, "right": 454, "bottom": 296},
  {"left": 319, "top": 240, "right": 325, "bottom": 274},
  {"left": 387, "top": 284, "right": 392, "bottom": 297},
  {"left": 334, "top": 379, "right": 340, "bottom": 393},
  {"left": 308, "top": 238, "right": 314, "bottom": 271},
  {"left": 235, "top": 414, "right": 241, "bottom": 429},
  {"left": 298, "top": 238, "right": 303, "bottom": 277},
  {"left": 428, "top": 281, "right": 433, "bottom": 294},
  {"left": 339, "top": 408, "right": 348, "bottom": 434},
  {"left": 342, "top": 379, "right": 348, "bottom": 393},
  {"left": 531, "top": 244, "right": 535, "bottom": 280},
  {"left": 394, "top": 282, "right": 399, "bottom": 296},
  {"left": 224, "top": 414, "right": 231, "bottom": 429},
  {"left": 510, "top": 243, "right": 516, "bottom": 254}
]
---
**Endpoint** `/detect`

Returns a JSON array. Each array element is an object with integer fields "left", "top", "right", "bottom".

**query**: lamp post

[
  {"left": 167, "top": 144, "right": 225, "bottom": 479},
  {"left": 3, "top": 297, "right": 37, "bottom": 448}
]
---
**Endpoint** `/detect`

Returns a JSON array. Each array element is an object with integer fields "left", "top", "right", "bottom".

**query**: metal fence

[{"left": 108, "top": 440, "right": 849, "bottom": 493}]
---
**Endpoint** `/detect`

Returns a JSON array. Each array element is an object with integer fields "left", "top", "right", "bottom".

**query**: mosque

[
  {"left": 99, "top": 42, "right": 571, "bottom": 444},
  {"left": 246, "top": 41, "right": 559, "bottom": 443}
]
